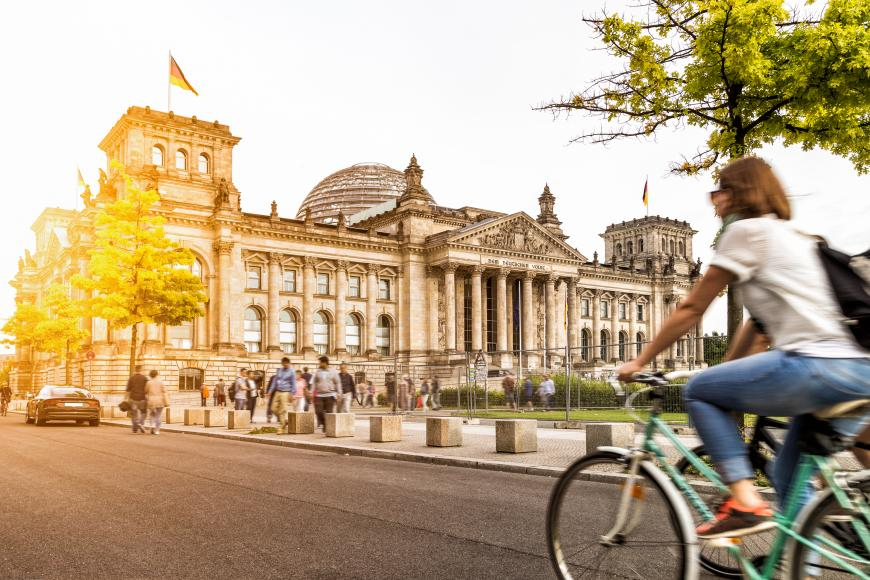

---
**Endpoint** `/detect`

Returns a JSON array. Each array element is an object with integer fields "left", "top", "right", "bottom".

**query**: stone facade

[{"left": 9, "top": 106, "right": 704, "bottom": 396}]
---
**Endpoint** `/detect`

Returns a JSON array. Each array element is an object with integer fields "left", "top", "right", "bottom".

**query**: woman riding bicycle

[{"left": 618, "top": 157, "right": 870, "bottom": 540}]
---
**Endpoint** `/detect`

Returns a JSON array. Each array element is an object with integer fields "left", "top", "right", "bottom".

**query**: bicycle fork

[{"left": 601, "top": 452, "right": 647, "bottom": 545}]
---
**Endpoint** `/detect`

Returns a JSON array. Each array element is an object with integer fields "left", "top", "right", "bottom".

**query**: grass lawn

[{"left": 465, "top": 409, "right": 690, "bottom": 424}]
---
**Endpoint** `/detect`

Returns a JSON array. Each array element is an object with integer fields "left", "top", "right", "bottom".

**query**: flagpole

[
  {"left": 645, "top": 174, "right": 649, "bottom": 217},
  {"left": 168, "top": 51, "right": 172, "bottom": 113}
]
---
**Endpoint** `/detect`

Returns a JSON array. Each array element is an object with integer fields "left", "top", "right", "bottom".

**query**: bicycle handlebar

[{"left": 607, "top": 369, "right": 704, "bottom": 396}]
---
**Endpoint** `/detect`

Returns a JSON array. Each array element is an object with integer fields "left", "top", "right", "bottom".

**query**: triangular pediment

[{"left": 442, "top": 213, "right": 586, "bottom": 261}]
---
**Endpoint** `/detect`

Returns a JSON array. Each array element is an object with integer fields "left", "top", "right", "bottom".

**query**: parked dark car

[{"left": 25, "top": 386, "right": 100, "bottom": 426}]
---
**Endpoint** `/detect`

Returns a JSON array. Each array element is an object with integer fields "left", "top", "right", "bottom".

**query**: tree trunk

[
  {"left": 129, "top": 324, "right": 138, "bottom": 377},
  {"left": 64, "top": 341, "right": 72, "bottom": 385}
]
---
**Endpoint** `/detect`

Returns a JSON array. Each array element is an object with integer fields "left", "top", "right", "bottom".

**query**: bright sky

[{"left": 1, "top": 0, "right": 868, "bottom": 350}]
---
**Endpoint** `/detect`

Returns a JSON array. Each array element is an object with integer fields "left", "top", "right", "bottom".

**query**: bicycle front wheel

[{"left": 547, "top": 450, "right": 697, "bottom": 580}]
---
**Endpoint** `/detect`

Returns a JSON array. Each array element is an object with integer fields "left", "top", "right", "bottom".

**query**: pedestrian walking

[
  {"left": 200, "top": 384, "right": 209, "bottom": 407},
  {"left": 1, "top": 384, "right": 12, "bottom": 416},
  {"left": 246, "top": 372, "right": 259, "bottom": 422},
  {"left": 406, "top": 376, "right": 415, "bottom": 410},
  {"left": 125, "top": 365, "right": 148, "bottom": 433},
  {"left": 420, "top": 378, "right": 431, "bottom": 411},
  {"left": 398, "top": 376, "right": 409, "bottom": 411},
  {"left": 233, "top": 369, "right": 249, "bottom": 411},
  {"left": 338, "top": 363, "right": 355, "bottom": 413},
  {"left": 538, "top": 374, "right": 555, "bottom": 410},
  {"left": 268, "top": 357, "right": 296, "bottom": 430},
  {"left": 311, "top": 356, "right": 340, "bottom": 430},
  {"left": 266, "top": 373, "right": 277, "bottom": 423},
  {"left": 364, "top": 380, "right": 376, "bottom": 408},
  {"left": 386, "top": 374, "right": 397, "bottom": 410},
  {"left": 145, "top": 369, "right": 169, "bottom": 435},
  {"left": 502, "top": 373, "right": 516, "bottom": 409},
  {"left": 523, "top": 377, "right": 534, "bottom": 410},
  {"left": 430, "top": 377, "right": 442, "bottom": 410},
  {"left": 302, "top": 366, "right": 312, "bottom": 412},
  {"left": 215, "top": 378, "right": 227, "bottom": 407},
  {"left": 294, "top": 370, "right": 308, "bottom": 413}
]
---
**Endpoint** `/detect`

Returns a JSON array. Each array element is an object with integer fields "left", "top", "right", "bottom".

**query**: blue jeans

[{"left": 685, "top": 350, "right": 870, "bottom": 502}]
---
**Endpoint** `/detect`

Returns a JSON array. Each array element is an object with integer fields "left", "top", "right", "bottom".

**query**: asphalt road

[{"left": 0, "top": 415, "right": 691, "bottom": 579}]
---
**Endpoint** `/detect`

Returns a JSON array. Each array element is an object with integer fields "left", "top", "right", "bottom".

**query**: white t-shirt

[{"left": 709, "top": 215, "right": 867, "bottom": 358}]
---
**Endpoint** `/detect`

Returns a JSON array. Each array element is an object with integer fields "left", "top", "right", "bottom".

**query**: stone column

[
  {"left": 334, "top": 260, "right": 348, "bottom": 355},
  {"left": 592, "top": 290, "right": 602, "bottom": 363},
  {"left": 214, "top": 240, "right": 234, "bottom": 347},
  {"left": 628, "top": 294, "right": 638, "bottom": 361},
  {"left": 506, "top": 277, "right": 514, "bottom": 352},
  {"left": 666, "top": 296, "right": 677, "bottom": 364},
  {"left": 267, "top": 253, "right": 282, "bottom": 353},
  {"left": 611, "top": 294, "right": 620, "bottom": 362},
  {"left": 428, "top": 266, "right": 440, "bottom": 353},
  {"left": 496, "top": 269, "right": 508, "bottom": 365},
  {"left": 366, "top": 264, "right": 378, "bottom": 356},
  {"left": 443, "top": 263, "right": 457, "bottom": 352},
  {"left": 567, "top": 277, "right": 578, "bottom": 353},
  {"left": 695, "top": 319, "right": 705, "bottom": 364},
  {"left": 301, "top": 256, "right": 316, "bottom": 356},
  {"left": 455, "top": 275, "right": 465, "bottom": 352},
  {"left": 522, "top": 272, "right": 536, "bottom": 359},
  {"left": 470, "top": 266, "right": 483, "bottom": 352},
  {"left": 545, "top": 275, "right": 557, "bottom": 363}
]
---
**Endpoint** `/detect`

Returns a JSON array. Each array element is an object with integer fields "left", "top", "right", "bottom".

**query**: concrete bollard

[
  {"left": 184, "top": 407, "right": 205, "bottom": 426},
  {"left": 203, "top": 408, "right": 228, "bottom": 427},
  {"left": 495, "top": 419, "right": 538, "bottom": 453},
  {"left": 325, "top": 413, "right": 355, "bottom": 437},
  {"left": 164, "top": 407, "right": 186, "bottom": 424},
  {"left": 370, "top": 415, "right": 402, "bottom": 442},
  {"left": 586, "top": 422, "right": 635, "bottom": 452},
  {"left": 286, "top": 412, "right": 315, "bottom": 434},
  {"left": 227, "top": 409, "right": 251, "bottom": 430},
  {"left": 426, "top": 417, "right": 463, "bottom": 447}
]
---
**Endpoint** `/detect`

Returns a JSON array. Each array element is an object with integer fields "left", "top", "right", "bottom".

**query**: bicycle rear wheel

[
  {"left": 790, "top": 477, "right": 870, "bottom": 579},
  {"left": 547, "top": 450, "right": 696, "bottom": 579}
]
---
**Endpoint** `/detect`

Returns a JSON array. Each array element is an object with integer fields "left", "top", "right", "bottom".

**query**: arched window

[
  {"left": 618, "top": 331, "right": 628, "bottom": 361},
  {"left": 376, "top": 315, "right": 391, "bottom": 356},
  {"left": 191, "top": 258, "right": 203, "bottom": 281},
  {"left": 616, "top": 243, "right": 622, "bottom": 256},
  {"left": 178, "top": 368, "right": 203, "bottom": 391},
  {"left": 627, "top": 241, "right": 633, "bottom": 255},
  {"left": 243, "top": 307, "right": 262, "bottom": 352},
  {"left": 639, "top": 238, "right": 644, "bottom": 252},
  {"left": 175, "top": 149, "right": 188, "bottom": 170},
  {"left": 168, "top": 320, "right": 193, "bottom": 349},
  {"left": 345, "top": 313, "right": 362, "bottom": 355},
  {"left": 151, "top": 145, "right": 164, "bottom": 166},
  {"left": 279, "top": 309, "right": 297, "bottom": 353},
  {"left": 677, "top": 336, "right": 685, "bottom": 358},
  {"left": 581, "top": 328, "right": 591, "bottom": 361},
  {"left": 599, "top": 330, "right": 609, "bottom": 361},
  {"left": 662, "top": 237, "right": 666, "bottom": 251},
  {"left": 636, "top": 332, "right": 645, "bottom": 357},
  {"left": 313, "top": 311, "right": 330, "bottom": 354},
  {"left": 198, "top": 153, "right": 210, "bottom": 174},
  {"left": 670, "top": 239, "right": 675, "bottom": 255},
  {"left": 679, "top": 241, "right": 685, "bottom": 257}
]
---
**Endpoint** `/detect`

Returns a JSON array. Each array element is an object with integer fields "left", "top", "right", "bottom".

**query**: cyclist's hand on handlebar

[{"left": 617, "top": 361, "right": 644, "bottom": 383}]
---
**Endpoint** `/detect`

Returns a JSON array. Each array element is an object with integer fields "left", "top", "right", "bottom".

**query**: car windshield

[{"left": 37, "top": 387, "right": 91, "bottom": 399}]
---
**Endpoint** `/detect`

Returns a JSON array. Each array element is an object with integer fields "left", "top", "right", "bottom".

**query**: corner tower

[
  {"left": 97, "top": 106, "right": 242, "bottom": 209},
  {"left": 601, "top": 216, "right": 697, "bottom": 273}
]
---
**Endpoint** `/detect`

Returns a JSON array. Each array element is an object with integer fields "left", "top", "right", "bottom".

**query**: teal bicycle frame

[{"left": 637, "top": 410, "right": 870, "bottom": 578}]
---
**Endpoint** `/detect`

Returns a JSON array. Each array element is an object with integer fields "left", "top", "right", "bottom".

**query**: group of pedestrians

[
  {"left": 125, "top": 365, "right": 170, "bottom": 435},
  {"left": 385, "top": 375, "right": 442, "bottom": 411}
]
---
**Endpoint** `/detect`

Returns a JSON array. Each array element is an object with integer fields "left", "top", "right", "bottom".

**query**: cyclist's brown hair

[{"left": 718, "top": 157, "right": 791, "bottom": 220}]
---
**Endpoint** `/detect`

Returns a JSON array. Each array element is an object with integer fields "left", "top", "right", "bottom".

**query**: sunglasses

[{"left": 708, "top": 188, "right": 730, "bottom": 200}]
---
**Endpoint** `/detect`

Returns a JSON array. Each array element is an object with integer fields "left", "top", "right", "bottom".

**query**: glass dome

[{"left": 296, "top": 162, "right": 406, "bottom": 224}]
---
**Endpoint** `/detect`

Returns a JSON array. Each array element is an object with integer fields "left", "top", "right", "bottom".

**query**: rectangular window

[
  {"left": 282, "top": 269, "right": 296, "bottom": 292},
  {"left": 316, "top": 273, "right": 329, "bottom": 295},
  {"left": 378, "top": 278, "right": 391, "bottom": 300},
  {"left": 167, "top": 322, "right": 193, "bottom": 349},
  {"left": 600, "top": 300, "right": 610, "bottom": 318},
  {"left": 618, "top": 302, "right": 627, "bottom": 320},
  {"left": 246, "top": 266, "right": 261, "bottom": 290},
  {"left": 346, "top": 320, "right": 361, "bottom": 355},
  {"left": 637, "top": 304, "right": 645, "bottom": 322},
  {"left": 348, "top": 276, "right": 361, "bottom": 298},
  {"left": 581, "top": 299, "right": 590, "bottom": 317}
]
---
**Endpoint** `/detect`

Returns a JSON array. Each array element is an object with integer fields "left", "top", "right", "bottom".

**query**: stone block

[
  {"left": 325, "top": 413, "right": 355, "bottom": 438},
  {"left": 586, "top": 423, "right": 635, "bottom": 452},
  {"left": 369, "top": 415, "right": 402, "bottom": 442},
  {"left": 164, "top": 407, "right": 186, "bottom": 424},
  {"left": 203, "top": 408, "right": 227, "bottom": 427},
  {"left": 184, "top": 407, "right": 205, "bottom": 426},
  {"left": 495, "top": 419, "right": 538, "bottom": 453},
  {"left": 426, "top": 417, "right": 463, "bottom": 447},
  {"left": 286, "top": 412, "right": 315, "bottom": 434},
  {"left": 227, "top": 410, "right": 250, "bottom": 430}
]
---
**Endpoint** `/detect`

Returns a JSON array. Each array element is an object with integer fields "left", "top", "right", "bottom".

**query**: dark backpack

[
  {"left": 817, "top": 241, "right": 870, "bottom": 350},
  {"left": 228, "top": 382, "right": 236, "bottom": 400}
]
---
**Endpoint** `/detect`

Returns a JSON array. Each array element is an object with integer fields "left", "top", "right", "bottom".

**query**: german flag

[
  {"left": 642, "top": 178, "right": 649, "bottom": 207},
  {"left": 169, "top": 54, "right": 198, "bottom": 96}
]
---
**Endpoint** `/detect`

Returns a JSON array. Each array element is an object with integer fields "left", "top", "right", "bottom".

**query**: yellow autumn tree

[
  {"left": 74, "top": 163, "right": 206, "bottom": 376},
  {"left": 36, "top": 285, "right": 90, "bottom": 384}
]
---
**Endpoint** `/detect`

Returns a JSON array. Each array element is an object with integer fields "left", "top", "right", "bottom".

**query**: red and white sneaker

[{"left": 696, "top": 498, "right": 775, "bottom": 539}]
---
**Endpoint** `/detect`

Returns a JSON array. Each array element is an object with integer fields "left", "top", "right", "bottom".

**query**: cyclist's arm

[{"left": 629, "top": 266, "right": 734, "bottom": 369}]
